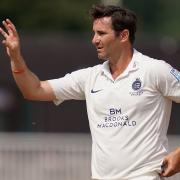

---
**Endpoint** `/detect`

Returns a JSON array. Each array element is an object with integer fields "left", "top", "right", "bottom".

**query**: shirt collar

[{"left": 101, "top": 49, "right": 140, "bottom": 78}]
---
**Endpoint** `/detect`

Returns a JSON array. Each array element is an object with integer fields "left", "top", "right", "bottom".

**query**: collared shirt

[{"left": 48, "top": 50, "right": 180, "bottom": 179}]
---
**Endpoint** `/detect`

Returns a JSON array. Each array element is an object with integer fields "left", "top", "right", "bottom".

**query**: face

[{"left": 92, "top": 17, "right": 121, "bottom": 60}]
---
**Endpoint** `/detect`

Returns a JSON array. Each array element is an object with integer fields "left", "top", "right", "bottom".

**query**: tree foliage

[{"left": 0, "top": 0, "right": 180, "bottom": 39}]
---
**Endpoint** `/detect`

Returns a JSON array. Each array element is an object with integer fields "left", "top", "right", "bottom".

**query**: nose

[{"left": 92, "top": 34, "right": 100, "bottom": 46}]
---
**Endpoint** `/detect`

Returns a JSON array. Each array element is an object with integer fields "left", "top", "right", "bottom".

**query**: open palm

[{"left": 0, "top": 19, "right": 21, "bottom": 58}]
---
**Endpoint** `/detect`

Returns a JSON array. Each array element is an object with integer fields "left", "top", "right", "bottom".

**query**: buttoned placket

[{"left": 101, "top": 60, "right": 139, "bottom": 84}]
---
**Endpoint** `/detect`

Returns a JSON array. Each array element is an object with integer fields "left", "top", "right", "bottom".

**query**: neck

[{"left": 109, "top": 46, "right": 133, "bottom": 80}]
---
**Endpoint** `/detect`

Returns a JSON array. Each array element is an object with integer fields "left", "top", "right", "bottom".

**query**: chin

[
  {"left": 98, "top": 56, "right": 106, "bottom": 61},
  {"left": 97, "top": 54, "right": 107, "bottom": 60}
]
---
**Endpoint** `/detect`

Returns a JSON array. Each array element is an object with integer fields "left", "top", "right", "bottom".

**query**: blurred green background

[{"left": 0, "top": 0, "right": 180, "bottom": 38}]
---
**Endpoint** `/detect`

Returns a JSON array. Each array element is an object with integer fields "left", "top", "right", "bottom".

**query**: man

[{"left": 0, "top": 4, "right": 180, "bottom": 180}]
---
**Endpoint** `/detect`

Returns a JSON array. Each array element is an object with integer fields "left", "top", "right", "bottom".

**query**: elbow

[{"left": 22, "top": 92, "right": 38, "bottom": 101}]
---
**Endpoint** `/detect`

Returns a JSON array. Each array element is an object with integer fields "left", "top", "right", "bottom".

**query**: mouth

[{"left": 96, "top": 47, "right": 103, "bottom": 52}]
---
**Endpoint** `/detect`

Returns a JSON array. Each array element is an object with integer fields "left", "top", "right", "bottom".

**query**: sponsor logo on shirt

[
  {"left": 129, "top": 78, "right": 143, "bottom": 96},
  {"left": 170, "top": 68, "right": 180, "bottom": 81},
  {"left": 97, "top": 108, "right": 136, "bottom": 128},
  {"left": 91, "top": 89, "right": 103, "bottom": 93}
]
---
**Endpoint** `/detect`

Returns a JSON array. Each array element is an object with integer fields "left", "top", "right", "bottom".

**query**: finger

[
  {"left": 6, "top": 19, "right": 18, "bottom": 33},
  {"left": 160, "top": 158, "right": 168, "bottom": 176},
  {"left": 6, "top": 19, "right": 19, "bottom": 38},
  {"left": 6, "top": 18, "right": 15, "bottom": 28},
  {"left": 161, "top": 161, "right": 176, "bottom": 177},
  {"left": 7, "top": 25, "right": 14, "bottom": 36},
  {"left": 0, "top": 27, "right": 8, "bottom": 38},
  {"left": 161, "top": 167, "right": 176, "bottom": 177},
  {"left": 3, "top": 20, "right": 17, "bottom": 37},
  {"left": 2, "top": 20, "right": 11, "bottom": 34},
  {"left": 161, "top": 158, "right": 168, "bottom": 170}
]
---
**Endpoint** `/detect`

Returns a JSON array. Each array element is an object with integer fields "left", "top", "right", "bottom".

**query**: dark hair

[{"left": 89, "top": 4, "right": 137, "bottom": 44}]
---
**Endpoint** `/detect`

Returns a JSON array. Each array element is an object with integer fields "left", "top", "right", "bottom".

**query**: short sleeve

[
  {"left": 48, "top": 68, "right": 91, "bottom": 105},
  {"left": 154, "top": 60, "right": 180, "bottom": 103}
]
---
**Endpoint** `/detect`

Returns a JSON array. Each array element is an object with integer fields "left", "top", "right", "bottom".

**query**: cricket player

[{"left": 0, "top": 4, "right": 180, "bottom": 180}]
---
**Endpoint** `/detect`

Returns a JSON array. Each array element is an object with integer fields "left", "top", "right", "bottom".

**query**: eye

[{"left": 97, "top": 31, "right": 106, "bottom": 36}]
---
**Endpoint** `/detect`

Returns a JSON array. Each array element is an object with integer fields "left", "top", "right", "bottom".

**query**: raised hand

[{"left": 0, "top": 19, "right": 21, "bottom": 60}]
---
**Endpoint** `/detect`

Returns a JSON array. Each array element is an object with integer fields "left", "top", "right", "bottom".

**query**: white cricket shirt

[{"left": 48, "top": 50, "right": 180, "bottom": 179}]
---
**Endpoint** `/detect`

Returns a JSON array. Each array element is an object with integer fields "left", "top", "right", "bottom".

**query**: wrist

[
  {"left": 12, "top": 68, "right": 25, "bottom": 74},
  {"left": 10, "top": 55, "right": 27, "bottom": 74},
  {"left": 10, "top": 53, "right": 23, "bottom": 62}
]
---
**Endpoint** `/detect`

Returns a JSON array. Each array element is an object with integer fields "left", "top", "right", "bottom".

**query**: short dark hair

[{"left": 89, "top": 4, "right": 137, "bottom": 44}]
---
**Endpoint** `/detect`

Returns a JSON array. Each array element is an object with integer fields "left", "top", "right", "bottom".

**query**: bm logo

[{"left": 109, "top": 108, "right": 121, "bottom": 115}]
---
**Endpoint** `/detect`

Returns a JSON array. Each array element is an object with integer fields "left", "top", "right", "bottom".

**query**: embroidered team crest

[
  {"left": 132, "top": 78, "right": 142, "bottom": 91},
  {"left": 170, "top": 68, "right": 180, "bottom": 81},
  {"left": 130, "top": 78, "right": 143, "bottom": 96}
]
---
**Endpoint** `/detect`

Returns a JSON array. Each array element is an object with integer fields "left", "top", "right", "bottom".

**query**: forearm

[
  {"left": 1, "top": 19, "right": 55, "bottom": 101},
  {"left": 11, "top": 55, "right": 41, "bottom": 99}
]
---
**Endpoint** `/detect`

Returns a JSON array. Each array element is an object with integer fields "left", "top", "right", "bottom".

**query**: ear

[{"left": 120, "top": 29, "right": 129, "bottom": 42}]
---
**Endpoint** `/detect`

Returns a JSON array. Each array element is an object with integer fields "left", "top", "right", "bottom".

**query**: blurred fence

[
  {"left": 0, "top": 133, "right": 180, "bottom": 180},
  {"left": 0, "top": 133, "right": 91, "bottom": 180}
]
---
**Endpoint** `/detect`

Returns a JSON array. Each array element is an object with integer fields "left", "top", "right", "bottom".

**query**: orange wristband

[{"left": 12, "top": 69, "right": 25, "bottom": 74}]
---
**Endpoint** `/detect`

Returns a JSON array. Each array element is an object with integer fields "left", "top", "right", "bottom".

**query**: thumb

[
  {"left": 161, "top": 158, "right": 175, "bottom": 177},
  {"left": 2, "top": 40, "right": 11, "bottom": 57},
  {"left": 2, "top": 40, "right": 10, "bottom": 48},
  {"left": 2, "top": 40, "right": 7, "bottom": 45},
  {"left": 161, "top": 158, "right": 168, "bottom": 173}
]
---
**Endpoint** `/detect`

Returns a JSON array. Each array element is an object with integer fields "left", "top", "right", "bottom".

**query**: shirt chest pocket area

[
  {"left": 89, "top": 85, "right": 129, "bottom": 112},
  {"left": 89, "top": 81, "right": 148, "bottom": 114}
]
